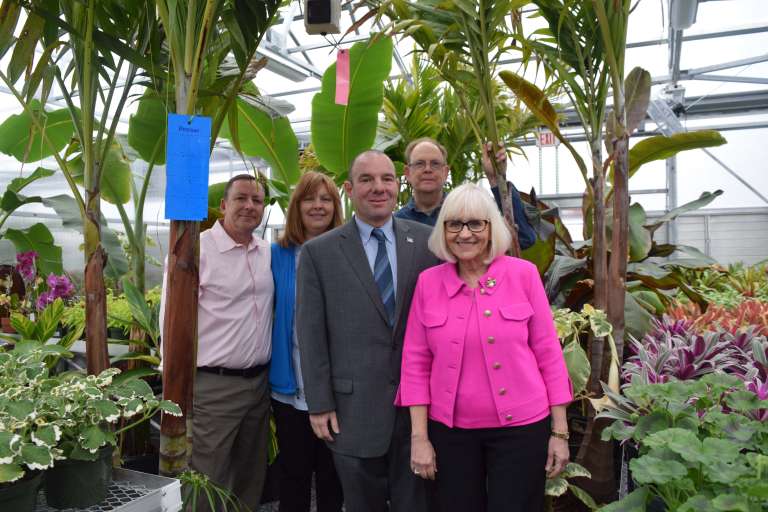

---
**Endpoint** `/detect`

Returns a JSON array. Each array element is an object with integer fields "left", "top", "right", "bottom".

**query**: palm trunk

[
  {"left": 160, "top": 221, "right": 199, "bottom": 476},
  {"left": 608, "top": 135, "right": 629, "bottom": 360},
  {"left": 588, "top": 139, "right": 608, "bottom": 385},
  {"left": 159, "top": 75, "right": 199, "bottom": 477},
  {"left": 78, "top": 0, "right": 109, "bottom": 376},
  {"left": 575, "top": 139, "right": 616, "bottom": 503},
  {"left": 83, "top": 199, "right": 109, "bottom": 375}
]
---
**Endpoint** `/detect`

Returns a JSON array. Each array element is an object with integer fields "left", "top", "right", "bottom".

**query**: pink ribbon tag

[{"left": 335, "top": 49, "right": 350, "bottom": 105}]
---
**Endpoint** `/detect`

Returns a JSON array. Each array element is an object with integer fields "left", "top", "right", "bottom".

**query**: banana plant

[
  {"left": 364, "top": 0, "right": 531, "bottom": 255},
  {"left": 311, "top": 34, "right": 394, "bottom": 183},
  {"left": 149, "top": 0, "right": 281, "bottom": 475},
  {"left": 0, "top": 0, "right": 153, "bottom": 375}
]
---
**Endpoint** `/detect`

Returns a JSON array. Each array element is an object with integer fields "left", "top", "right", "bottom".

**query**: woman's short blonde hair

[{"left": 428, "top": 183, "right": 512, "bottom": 263}]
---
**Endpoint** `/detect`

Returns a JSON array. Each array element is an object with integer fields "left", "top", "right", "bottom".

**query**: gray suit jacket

[{"left": 296, "top": 217, "right": 438, "bottom": 458}]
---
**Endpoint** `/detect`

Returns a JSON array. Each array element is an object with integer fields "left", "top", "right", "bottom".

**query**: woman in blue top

[{"left": 270, "top": 171, "right": 344, "bottom": 512}]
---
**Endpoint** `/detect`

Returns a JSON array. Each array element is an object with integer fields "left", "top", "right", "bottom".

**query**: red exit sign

[{"left": 538, "top": 131, "right": 557, "bottom": 146}]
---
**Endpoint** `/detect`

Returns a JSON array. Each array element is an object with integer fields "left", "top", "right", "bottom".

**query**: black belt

[{"left": 197, "top": 364, "right": 268, "bottom": 378}]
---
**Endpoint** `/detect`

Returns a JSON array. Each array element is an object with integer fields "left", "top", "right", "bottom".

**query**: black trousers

[
  {"left": 271, "top": 399, "right": 344, "bottom": 512},
  {"left": 428, "top": 417, "right": 551, "bottom": 512},
  {"left": 331, "top": 408, "right": 434, "bottom": 512}
]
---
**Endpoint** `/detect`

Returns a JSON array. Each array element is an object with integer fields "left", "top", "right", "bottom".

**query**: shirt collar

[
  {"left": 354, "top": 215, "right": 395, "bottom": 244},
  {"left": 405, "top": 192, "right": 446, "bottom": 215},
  {"left": 210, "top": 220, "right": 258, "bottom": 253},
  {"left": 443, "top": 255, "right": 509, "bottom": 297}
]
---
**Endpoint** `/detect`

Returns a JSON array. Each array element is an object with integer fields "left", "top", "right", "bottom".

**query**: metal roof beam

[
  {"left": 628, "top": 23, "right": 768, "bottom": 48},
  {"left": 684, "top": 53, "right": 768, "bottom": 76},
  {"left": 688, "top": 74, "right": 768, "bottom": 85},
  {"left": 668, "top": 28, "right": 684, "bottom": 84}
]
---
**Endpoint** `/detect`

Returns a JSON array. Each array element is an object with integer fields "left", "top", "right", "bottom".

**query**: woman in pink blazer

[{"left": 396, "top": 183, "right": 572, "bottom": 512}]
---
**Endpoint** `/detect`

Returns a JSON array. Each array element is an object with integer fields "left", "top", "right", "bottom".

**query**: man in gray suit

[{"left": 297, "top": 150, "right": 438, "bottom": 512}]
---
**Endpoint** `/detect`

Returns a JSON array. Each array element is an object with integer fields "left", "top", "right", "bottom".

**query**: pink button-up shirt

[
  {"left": 161, "top": 221, "right": 273, "bottom": 369},
  {"left": 396, "top": 256, "right": 572, "bottom": 428}
]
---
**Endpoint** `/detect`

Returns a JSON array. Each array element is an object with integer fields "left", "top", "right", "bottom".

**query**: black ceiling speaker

[{"left": 304, "top": 0, "right": 340, "bottom": 35}]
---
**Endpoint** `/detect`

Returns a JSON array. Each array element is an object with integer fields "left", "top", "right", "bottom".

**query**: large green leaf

[
  {"left": 599, "top": 487, "right": 649, "bottom": 512},
  {"left": 127, "top": 91, "right": 167, "bottom": 164},
  {"left": 521, "top": 235, "right": 555, "bottom": 276},
  {"left": 100, "top": 141, "right": 132, "bottom": 205},
  {"left": 624, "top": 67, "right": 651, "bottom": 135},
  {"left": 661, "top": 245, "right": 716, "bottom": 269},
  {"left": 543, "top": 255, "right": 588, "bottom": 299},
  {"left": 628, "top": 203, "right": 652, "bottom": 262},
  {"left": 0, "top": 1, "right": 22, "bottom": 60},
  {"left": 311, "top": 36, "right": 393, "bottom": 178},
  {"left": 628, "top": 131, "right": 727, "bottom": 178},
  {"left": 645, "top": 190, "right": 723, "bottom": 234},
  {"left": 630, "top": 455, "right": 688, "bottom": 485},
  {"left": 0, "top": 101, "right": 76, "bottom": 162},
  {"left": 7, "top": 167, "right": 56, "bottom": 194},
  {"left": 562, "top": 342, "right": 590, "bottom": 396},
  {"left": 0, "top": 165, "right": 52, "bottom": 223},
  {"left": 625, "top": 290, "right": 653, "bottom": 340},
  {"left": 221, "top": 98, "right": 299, "bottom": 184},
  {"left": 208, "top": 182, "right": 227, "bottom": 209},
  {"left": 68, "top": 142, "right": 132, "bottom": 205},
  {"left": 4, "top": 222, "right": 62, "bottom": 275},
  {"left": 41, "top": 195, "right": 128, "bottom": 280},
  {"left": 0, "top": 190, "right": 41, "bottom": 213},
  {"left": 8, "top": 10, "right": 44, "bottom": 84},
  {"left": 499, "top": 71, "right": 562, "bottom": 139}
]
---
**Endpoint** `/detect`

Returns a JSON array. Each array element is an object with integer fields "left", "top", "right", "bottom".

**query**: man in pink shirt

[{"left": 162, "top": 174, "right": 273, "bottom": 510}]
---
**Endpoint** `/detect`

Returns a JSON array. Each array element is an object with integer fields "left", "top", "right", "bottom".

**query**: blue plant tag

[{"left": 165, "top": 114, "right": 211, "bottom": 220}]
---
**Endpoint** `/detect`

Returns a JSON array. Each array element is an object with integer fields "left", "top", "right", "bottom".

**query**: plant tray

[{"left": 35, "top": 468, "right": 182, "bottom": 512}]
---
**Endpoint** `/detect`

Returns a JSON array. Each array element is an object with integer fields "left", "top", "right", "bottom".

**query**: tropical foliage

[
  {"left": 599, "top": 375, "right": 768, "bottom": 511},
  {"left": 379, "top": 55, "right": 542, "bottom": 198}
]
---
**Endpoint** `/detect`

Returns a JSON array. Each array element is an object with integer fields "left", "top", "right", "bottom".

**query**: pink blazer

[{"left": 395, "top": 256, "right": 572, "bottom": 428}]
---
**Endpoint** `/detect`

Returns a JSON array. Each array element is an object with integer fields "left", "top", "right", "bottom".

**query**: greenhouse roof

[{"left": 0, "top": 0, "right": 766, "bottom": 245}]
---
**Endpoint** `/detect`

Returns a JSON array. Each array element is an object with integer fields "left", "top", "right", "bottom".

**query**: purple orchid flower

[
  {"left": 46, "top": 273, "right": 75, "bottom": 299},
  {"left": 15, "top": 251, "right": 38, "bottom": 283}
]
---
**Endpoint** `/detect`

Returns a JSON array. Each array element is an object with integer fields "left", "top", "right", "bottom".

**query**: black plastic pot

[
  {"left": 0, "top": 471, "right": 43, "bottom": 512},
  {"left": 44, "top": 445, "right": 113, "bottom": 509},
  {"left": 122, "top": 453, "right": 159, "bottom": 474}
]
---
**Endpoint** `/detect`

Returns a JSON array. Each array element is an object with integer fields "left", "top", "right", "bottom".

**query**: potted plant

[
  {"left": 42, "top": 364, "right": 181, "bottom": 509},
  {"left": 0, "top": 341, "right": 71, "bottom": 511},
  {"left": 0, "top": 339, "right": 181, "bottom": 509}
]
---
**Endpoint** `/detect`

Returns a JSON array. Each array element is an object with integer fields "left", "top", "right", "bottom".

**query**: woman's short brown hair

[{"left": 279, "top": 171, "right": 343, "bottom": 247}]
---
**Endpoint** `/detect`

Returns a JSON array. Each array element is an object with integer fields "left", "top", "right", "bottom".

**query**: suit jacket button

[
  {"left": 483, "top": 309, "right": 492, "bottom": 317},
  {"left": 498, "top": 388, "right": 506, "bottom": 395},
  {"left": 505, "top": 414, "right": 513, "bottom": 421},
  {"left": 487, "top": 336, "right": 495, "bottom": 344},
  {"left": 492, "top": 362, "right": 501, "bottom": 370}
]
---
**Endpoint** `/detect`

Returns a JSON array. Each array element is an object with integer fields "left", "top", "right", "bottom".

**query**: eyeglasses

[
  {"left": 444, "top": 220, "right": 489, "bottom": 233},
  {"left": 408, "top": 160, "right": 446, "bottom": 171}
]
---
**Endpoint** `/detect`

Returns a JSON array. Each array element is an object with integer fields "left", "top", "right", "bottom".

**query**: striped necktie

[{"left": 371, "top": 228, "right": 395, "bottom": 326}]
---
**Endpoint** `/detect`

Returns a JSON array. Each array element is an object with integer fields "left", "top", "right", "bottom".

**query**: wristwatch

[{"left": 551, "top": 430, "right": 570, "bottom": 440}]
